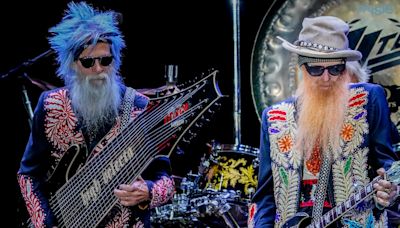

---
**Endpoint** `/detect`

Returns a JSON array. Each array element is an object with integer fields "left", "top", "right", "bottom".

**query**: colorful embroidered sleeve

[
  {"left": 17, "top": 92, "right": 56, "bottom": 228},
  {"left": 249, "top": 108, "right": 276, "bottom": 227},
  {"left": 141, "top": 156, "right": 175, "bottom": 209}
]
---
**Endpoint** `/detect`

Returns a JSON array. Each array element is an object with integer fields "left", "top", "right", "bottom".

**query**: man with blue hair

[{"left": 17, "top": 2, "right": 174, "bottom": 227}]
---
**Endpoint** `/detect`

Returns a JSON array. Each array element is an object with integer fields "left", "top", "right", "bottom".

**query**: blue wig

[{"left": 48, "top": 1, "right": 125, "bottom": 82}]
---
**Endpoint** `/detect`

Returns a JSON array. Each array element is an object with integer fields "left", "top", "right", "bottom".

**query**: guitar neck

[
  {"left": 48, "top": 70, "right": 223, "bottom": 227},
  {"left": 309, "top": 177, "right": 380, "bottom": 228}
]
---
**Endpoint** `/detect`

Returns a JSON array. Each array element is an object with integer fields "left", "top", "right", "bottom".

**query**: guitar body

[
  {"left": 22, "top": 144, "right": 88, "bottom": 227},
  {"left": 46, "top": 144, "right": 88, "bottom": 195},
  {"left": 282, "top": 212, "right": 312, "bottom": 228}
]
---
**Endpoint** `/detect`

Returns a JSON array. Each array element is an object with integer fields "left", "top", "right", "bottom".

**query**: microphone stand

[
  {"left": 232, "top": 0, "right": 241, "bottom": 145},
  {"left": 1, "top": 49, "right": 54, "bottom": 129},
  {"left": 21, "top": 76, "right": 34, "bottom": 128},
  {"left": 1, "top": 49, "right": 53, "bottom": 80}
]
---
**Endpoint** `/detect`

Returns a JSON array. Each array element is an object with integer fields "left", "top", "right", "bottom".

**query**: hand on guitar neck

[{"left": 373, "top": 168, "right": 399, "bottom": 209}]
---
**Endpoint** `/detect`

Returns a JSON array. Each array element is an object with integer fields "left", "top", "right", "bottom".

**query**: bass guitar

[{"left": 42, "top": 70, "right": 224, "bottom": 227}]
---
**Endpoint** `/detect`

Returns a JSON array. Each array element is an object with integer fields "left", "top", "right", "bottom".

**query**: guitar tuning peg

[
  {"left": 200, "top": 115, "right": 211, "bottom": 122},
  {"left": 207, "top": 109, "right": 215, "bottom": 114}
]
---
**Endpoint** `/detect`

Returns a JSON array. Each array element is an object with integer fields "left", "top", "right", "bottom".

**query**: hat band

[
  {"left": 298, "top": 56, "right": 345, "bottom": 66},
  {"left": 298, "top": 41, "right": 338, "bottom": 52}
]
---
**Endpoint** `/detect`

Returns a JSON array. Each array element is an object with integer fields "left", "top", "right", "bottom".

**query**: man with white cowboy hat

[{"left": 248, "top": 16, "right": 399, "bottom": 227}]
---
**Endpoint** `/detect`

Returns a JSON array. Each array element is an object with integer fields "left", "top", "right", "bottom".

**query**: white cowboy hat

[{"left": 278, "top": 16, "right": 362, "bottom": 61}]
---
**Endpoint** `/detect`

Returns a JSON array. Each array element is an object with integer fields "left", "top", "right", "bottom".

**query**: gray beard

[{"left": 69, "top": 72, "right": 122, "bottom": 136}]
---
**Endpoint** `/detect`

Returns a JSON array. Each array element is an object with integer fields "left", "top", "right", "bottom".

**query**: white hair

[{"left": 346, "top": 61, "right": 370, "bottom": 83}]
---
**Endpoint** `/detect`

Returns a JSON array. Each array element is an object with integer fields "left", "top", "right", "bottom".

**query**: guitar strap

[
  {"left": 311, "top": 147, "right": 332, "bottom": 223},
  {"left": 120, "top": 87, "right": 136, "bottom": 129}
]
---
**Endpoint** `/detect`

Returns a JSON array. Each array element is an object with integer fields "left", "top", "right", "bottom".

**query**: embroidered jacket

[
  {"left": 249, "top": 83, "right": 398, "bottom": 227},
  {"left": 18, "top": 86, "right": 175, "bottom": 228}
]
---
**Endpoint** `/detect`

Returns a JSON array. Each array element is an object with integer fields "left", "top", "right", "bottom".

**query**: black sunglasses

[
  {"left": 78, "top": 56, "right": 114, "bottom": 68},
  {"left": 304, "top": 63, "right": 346, "bottom": 77}
]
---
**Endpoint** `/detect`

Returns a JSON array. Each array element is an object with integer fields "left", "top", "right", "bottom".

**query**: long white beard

[
  {"left": 70, "top": 72, "right": 122, "bottom": 135},
  {"left": 295, "top": 69, "right": 350, "bottom": 159}
]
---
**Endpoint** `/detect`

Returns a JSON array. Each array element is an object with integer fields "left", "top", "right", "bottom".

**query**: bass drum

[{"left": 203, "top": 143, "right": 259, "bottom": 202}]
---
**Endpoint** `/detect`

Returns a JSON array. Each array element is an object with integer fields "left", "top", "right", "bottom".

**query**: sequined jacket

[
  {"left": 249, "top": 83, "right": 398, "bottom": 227},
  {"left": 18, "top": 86, "right": 175, "bottom": 228}
]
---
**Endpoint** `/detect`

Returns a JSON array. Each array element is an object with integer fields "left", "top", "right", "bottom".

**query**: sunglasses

[
  {"left": 304, "top": 63, "right": 346, "bottom": 77},
  {"left": 78, "top": 56, "right": 114, "bottom": 68}
]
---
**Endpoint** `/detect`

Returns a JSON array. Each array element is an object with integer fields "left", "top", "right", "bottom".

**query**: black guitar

[
  {"left": 283, "top": 161, "right": 400, "bottom": 228},
  {"left": 32, "top": 70, "right": 225, "bottom": 227}
]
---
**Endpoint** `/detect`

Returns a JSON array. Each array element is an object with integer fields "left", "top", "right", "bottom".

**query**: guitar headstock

[
  {"left": 174, "top": 68, "right": 219, "bottom": 91},
  {"left": 143, "top": 69, "right": 225, "bottom": 157},
  {"left": 387, "top": 160, "right": 400, "bottom": 185},
  {"left": 139, "top": 68, "right": 219, "bottom": 98}
]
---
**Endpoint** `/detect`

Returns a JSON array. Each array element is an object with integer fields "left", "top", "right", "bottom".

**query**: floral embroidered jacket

[
  {"left": 18, "top": 86, "right": 175, "bottom": 228},
  {"left": 249, "top": 83, "right": 398, "bottom": 227}
]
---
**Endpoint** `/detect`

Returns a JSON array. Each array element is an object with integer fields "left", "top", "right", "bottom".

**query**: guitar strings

[
  {"left": 70, "top": 75, "right": 219, "bottom": 227},
  {"left": 51, "top": 87, "right": 189, "bottom": 226},
  {"left": 54, "top": 94, "right": 187, "bottom": 227},
  {"left": 55, "top": 72, "right": 217, "bottom": 225},
  {"left": 50, "top": 75, "right": 216, "bottom": 227},
  {"left": 54, "top": 92, "right": 189, "bottom": 227},
  {"left": 74, "top": 101, "right": 205, "bottom": 227},
  {"left": 72, "top": 98, "right": 210, "bottom": 227},
  {"left": 311, "top": 177, "right": 382, "bottom": 227}
]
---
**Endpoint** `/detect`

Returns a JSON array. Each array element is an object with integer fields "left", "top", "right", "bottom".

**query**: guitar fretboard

[{"left": 308, "top": 177, "right": 380, "bottom": 228}]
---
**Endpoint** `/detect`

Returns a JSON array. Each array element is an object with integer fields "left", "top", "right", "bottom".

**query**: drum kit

[
  {"left": 142, "top": 66, "right": 259, "bottom": 227},
  {"left": 150, "top": 141, "right": 259, "bottom": 228}
]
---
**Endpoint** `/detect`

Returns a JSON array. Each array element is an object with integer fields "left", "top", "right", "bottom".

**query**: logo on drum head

[{"left": 203, "top": 144, "right": 259, "bottom": 200}]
